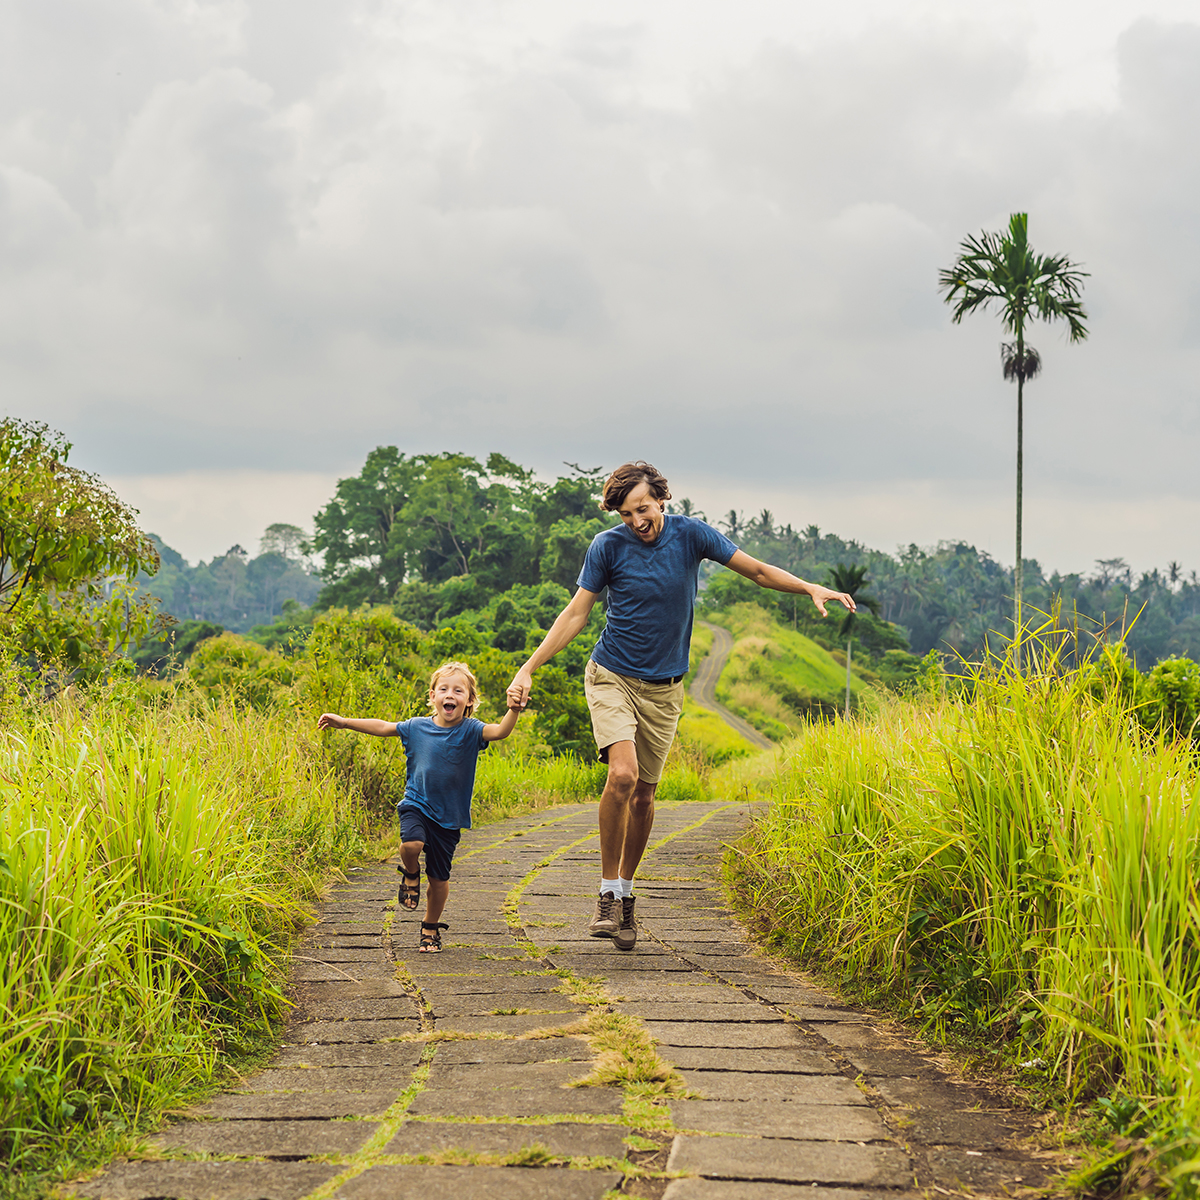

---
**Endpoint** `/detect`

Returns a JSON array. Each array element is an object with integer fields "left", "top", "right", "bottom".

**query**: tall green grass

[
  {"left": 731, "top": 639, "right": 1200, "bottom": 1196},
  {"left": 0, "top": 688, "right": 391, "bottom": 1185}
]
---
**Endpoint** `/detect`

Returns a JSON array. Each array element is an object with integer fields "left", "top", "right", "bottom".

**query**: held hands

[
  {"left": 506, "top": 667, "right": 533, "bottom": 711},
  {"left": 809, "top": 586, "right": 857, "bottom": 618},
  {"left": 316, "top": 712, "right": 346, "bottom": 731}
]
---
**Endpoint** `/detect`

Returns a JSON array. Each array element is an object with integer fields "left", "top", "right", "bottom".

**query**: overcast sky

[{"left": 3, "top": 0, "right": 1198, "bottom": 575}]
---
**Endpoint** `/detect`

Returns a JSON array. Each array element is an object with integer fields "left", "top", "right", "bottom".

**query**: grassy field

[
  {"left": 706, "top": 602, "right": 869, "bottom": 738},
  {"left": 727, "top": 641, "right": 1200, "bottom": 1197}
]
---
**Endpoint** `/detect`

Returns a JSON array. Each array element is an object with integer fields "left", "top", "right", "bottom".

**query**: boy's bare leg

[
  {"left": 398, "top": 840, "right": 424, "bottom": 909},
  {"left": 597, "top": 741, "right": 657, "bottom": 881},
  {"left": 400, "top": 841, "right": 423, "bottom": 876},
  {"left": 424, "top": 879, "right": 449, "bottom": 924}
]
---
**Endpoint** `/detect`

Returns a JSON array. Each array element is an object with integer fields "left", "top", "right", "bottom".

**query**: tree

[
  {"left": 0, "top": 418, "right": 160, "bottom": 675},
  {"left": 938, "top": 212, "right": 1088, "bottom": 669},
  {"left": 828, "top": 563, "right": 880, "bottom": 715},
  {"left": 260, "top": 522, "right": 306, "bottom": 561}
]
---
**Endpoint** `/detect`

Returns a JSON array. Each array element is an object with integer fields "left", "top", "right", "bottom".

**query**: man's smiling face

[
  {"left": 617, "top": 480, "right": 666, "bottom": 544},
  {"left": 430, "top": 672, "right": 471, "bottom": 725}
]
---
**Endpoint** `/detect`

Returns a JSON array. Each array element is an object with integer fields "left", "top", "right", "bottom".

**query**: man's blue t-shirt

[
  {"left": 394, "top": 716, "right": 488, "bottom": 830},
  {"left": 577, "top": 514, "right": 738, "bottom": 680}
]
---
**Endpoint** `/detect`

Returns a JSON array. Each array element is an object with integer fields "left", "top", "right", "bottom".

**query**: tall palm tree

[
  {"left": 828, "top": 563, "right": 880, "bottom": 716},
  {"left": 938, "top": 212, "right": 1088, "bottom": 670}
]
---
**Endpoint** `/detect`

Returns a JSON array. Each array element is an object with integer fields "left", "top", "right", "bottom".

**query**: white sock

[
  {"left": 600, "top": 878, "right": 620, "bottom": 897},
  {"left": 619, "top": 877, "right": 634, "bottom": 898}
]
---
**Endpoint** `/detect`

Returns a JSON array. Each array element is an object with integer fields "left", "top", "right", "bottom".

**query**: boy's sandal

[
  {"left": 419, "top": 922, "right": 449, "bottom": 953},
  {"left": 397, "top": 868, "right": 421, "bottom": 911}
]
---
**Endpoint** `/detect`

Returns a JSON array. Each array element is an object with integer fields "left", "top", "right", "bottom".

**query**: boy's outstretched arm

[
  {"left": 482, "top": 698, "right": 522, "bottom": 743},
  {"left": 317, "top": 714, "right": 398, "bottom": 736}
]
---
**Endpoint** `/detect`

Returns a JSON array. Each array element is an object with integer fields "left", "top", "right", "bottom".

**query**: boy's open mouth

[{"left": 442, "top": 701, "right": 458, "bottom": 715}]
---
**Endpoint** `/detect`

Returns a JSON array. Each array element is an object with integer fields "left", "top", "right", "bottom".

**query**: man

[{"left": 506, "top": 461, "right": 855, "bottom": 950}]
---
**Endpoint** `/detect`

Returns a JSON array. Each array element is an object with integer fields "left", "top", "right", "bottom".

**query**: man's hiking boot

[
  {"left": 588, "top": 891, "right": 619, "bottom": 937},
  {"left": 613, "top": 895, "right": 637, "bottom": 951}
]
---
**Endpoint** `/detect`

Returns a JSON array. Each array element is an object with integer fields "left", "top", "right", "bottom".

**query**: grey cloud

[{"left": 1, "top": 3, "right": 1198, "bottom": 521}]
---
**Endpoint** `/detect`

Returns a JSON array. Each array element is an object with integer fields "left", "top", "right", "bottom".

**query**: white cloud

[{"left": 3, "top": 0, "right": 1200, "bottom": 575}]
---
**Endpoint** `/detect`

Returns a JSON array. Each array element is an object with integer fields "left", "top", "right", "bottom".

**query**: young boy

[{"left": 317, "top": 661, "right": 520, "bottom": 952}]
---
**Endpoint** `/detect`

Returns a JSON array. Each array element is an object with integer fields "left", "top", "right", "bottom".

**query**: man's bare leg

[
  {"left": 598, "top": 740, "right": 639, "bottom": 878},
  {"left": 618, "top": 779, "right": 657, "bottom": 881}
]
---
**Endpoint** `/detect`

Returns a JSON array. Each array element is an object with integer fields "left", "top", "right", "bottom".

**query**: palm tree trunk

[
  {"left": 1014, "top": 323, "right": 1024, "bottom": 674},
  {"left": 844, "top": 637, "right": 852, "bottom": 717}
]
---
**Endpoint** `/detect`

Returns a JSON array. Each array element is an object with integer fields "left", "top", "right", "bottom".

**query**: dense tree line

[
  {"left": 131, "top": 449, "right": 1197, "bottom": 682},
  {"left": 138, "top": 526, "right": 323, "bottom": 633},
  {"left": 309, "top": 450, "right": 614, "bottom": 626},
  {"left": 718, "top": 509, "right": 1200, "bottom": 667}
]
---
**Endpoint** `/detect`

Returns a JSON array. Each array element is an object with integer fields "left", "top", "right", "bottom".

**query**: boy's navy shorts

[{"left": 399, "top": 806, "right": 461, "bottom": 881}]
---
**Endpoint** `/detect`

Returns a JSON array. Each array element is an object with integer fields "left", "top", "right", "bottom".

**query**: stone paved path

[{"left": 71, "top": 800, "right": 1056, "bottom": 1200}]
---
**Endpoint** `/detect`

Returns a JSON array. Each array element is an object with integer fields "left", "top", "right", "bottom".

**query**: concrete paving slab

[
  {"left": 424, "top": 1061, "right": 594, "bottom": 1090},
  {"left": 661, "top": 1046, "right": 839, "bottom": 1073},
  {"left": 434, "top": 1013, "right": 583, "bottom": 1035},
  {"left": 781, "top": 1006, "right": 869, "bottom": 1023},
  {"left": 607, "top": 984, "right": 733, "bottom": 1002},
  {"left": 428, "top": 993, "right": 580, "bottom": 1017},
  {"left": 294, "top": 998, "right": 419, "bottom": 1021},
  {"left": 298, "top": 948, "right": 384, "bottom": 963},
  {"left": 383, "top": 1120, "right": 627, "bottom": 1158},
  {"left": 815, "top": 1023, "right": 891, "bottom": 1049},
  {"left": 337, "top": 1165, "right": 622, "bottom": 1199},
  {"left": 842, "top": 1049, "right": 942, "bottom": 1078},
  {"left": 667, "top": 1134, "right": 912, "bottom": 1186},
  {"left": 620, "top": 1002, "right": 783, "bottom": 1022},
  {"left": 670, "top": 1100, "right": 888, "bottom": 1140},
  {"left": 663, "top": 1182, "right": 920, "bottom": 1200},
  {"left": 407, "top": 1086, "right": 622, "bottom": 1118},
  {"left": 302, "top": 936, "right": 381, "bottom": 949},
  {"left": 645, "top": 1022, "right": 806, "bottom": 1049},
  {"left": 67, "top": 1161, "right": 340, "bottom": 1200},
  {"left": 289, "top": 964, "right": 389, "bottom": 983},
  {"left": 238, "top": 1066, "right": 410, "bottom": 1093},
  {"left": 273, "top": 1044, "right": 423, "bottom": 1068},
  {"left": 290, "top": 979, "right": 408, "bottom": 999},
  {"left": 153, "top": 1118, "right": 378, "bottom": 1158},
  {"left": 433, "top": 1038, "right": 592, "bottom": 1064},
  {"left": 678, "top": 1070, "right": 866, "bottom": 1104},
  {"left": 187, "top": 1091, "right": 398, "bottom": 1119},
  {"left": 427, "top": 978, "right": 564, "bottom": 995},
  {"left": 287, "top": 1019, "right": 419, "bottom": 1043}
]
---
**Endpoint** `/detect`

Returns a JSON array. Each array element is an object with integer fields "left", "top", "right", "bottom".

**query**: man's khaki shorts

[{"left": 584, "top": 659, "right": 684, "bottom": 785}]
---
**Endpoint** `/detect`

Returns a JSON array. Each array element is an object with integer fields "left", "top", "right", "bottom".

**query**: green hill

[{"left": 707, "top": 602, "right": 871, "bottom": 739}]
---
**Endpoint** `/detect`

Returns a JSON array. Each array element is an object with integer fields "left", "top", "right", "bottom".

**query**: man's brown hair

[{"left": 600, "top": 461, "right": 672, "bottom": 512}]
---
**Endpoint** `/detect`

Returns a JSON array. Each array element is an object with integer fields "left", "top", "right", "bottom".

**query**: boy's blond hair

[{"left": 427, "top": 661, "right": 480, "bottom": 718}]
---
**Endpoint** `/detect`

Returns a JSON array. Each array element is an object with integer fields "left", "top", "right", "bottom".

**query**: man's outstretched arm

[
  {"left": 725, "top": 550, "right": 856, "bottom": 616},
  {"left": 506, "top": 587, "right": 600, "bottom": 709}
]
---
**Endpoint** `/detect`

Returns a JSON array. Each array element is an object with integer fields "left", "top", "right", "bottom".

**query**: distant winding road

[{"left": 691, "top": 621, "right": 775, "bottom": 751}]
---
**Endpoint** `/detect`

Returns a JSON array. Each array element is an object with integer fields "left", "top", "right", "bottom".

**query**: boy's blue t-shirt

[
  {"left": 577, "top": 514, "right": 738, "bottom": 680},
  {"left": 394, "top": 716, "right": 488, "bottom": 830}
]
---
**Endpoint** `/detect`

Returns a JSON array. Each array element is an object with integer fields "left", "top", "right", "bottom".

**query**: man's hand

[
  {"left": 506, "top": 666, "right": 534, "bottom": 711},
  {"left": 317, "top": 712, "right": 346, "bottom": 730},
  {"left": 808, "top": 586, "right": 856, "bottom": 618}
]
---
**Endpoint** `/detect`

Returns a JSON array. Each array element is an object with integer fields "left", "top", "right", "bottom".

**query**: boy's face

[{"left": 431, "top": 672, "right": 472, "bottom": 725}]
